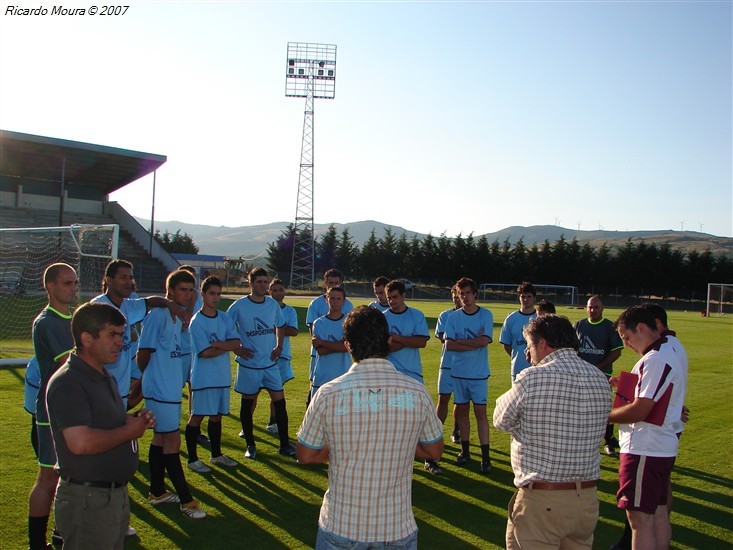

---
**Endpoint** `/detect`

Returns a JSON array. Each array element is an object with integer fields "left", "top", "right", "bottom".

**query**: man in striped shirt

[{"left": 297, "top": 306, "right": 444, "bottom": 549}]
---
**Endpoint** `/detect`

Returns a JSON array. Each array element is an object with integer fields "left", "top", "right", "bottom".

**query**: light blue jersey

[
  {"left": 311, "top": 314, "right": 351, "bottom": 388},
  {"left": 384, "top": 306, "right": 430, "bottom": 381},
  {"left": 24, "top": 356, "right": 40, "bottom": 414},
  {"left": 190, "top": 309, "right": 239, "bottom": 390},
  {"left": 307, "top": 294, "right": 354, "bottom": 378},
  {"left": 368, "top": 300, "right": 390, "bottom": 313},
  {"left": 280, "top": 303, "right": 298, "bottom": 361},
  {"left": 91, "top": 293, "right": 148, "bottom": 399},
  {"left": 228, "top": 295, "right": 285, "bottom": 370},
  {"left": 138, "top": 307, "right": 184, "bottom": 403},
  {"left": 499, "top": 309, "right": 537, "bottom": 378},
  {"left": 445, "top": 307, "right": 493, "bottom": 380},
  {"left": 436, "top": 307, "right": 459, "bottom": 371}
]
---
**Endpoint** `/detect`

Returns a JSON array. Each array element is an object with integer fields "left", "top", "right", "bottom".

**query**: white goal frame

[
  {"left": 0, "top": 224, "right": 119, "bottom": 366},
  {"left": 706, "top": 283, "right": 733, "bottom": 317}
]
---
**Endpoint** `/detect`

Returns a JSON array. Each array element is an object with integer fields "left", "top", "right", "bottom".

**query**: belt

[
  {"left": 61, "top": 477, "right": 127, "bottom": 489},
  {"left": 526, "top": 480, "right": 597, "bottom": 491}
]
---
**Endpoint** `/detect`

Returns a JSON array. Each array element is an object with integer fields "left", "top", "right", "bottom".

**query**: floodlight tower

[{"left": 285, "top": 42, "right": 336, "bottom": 289}]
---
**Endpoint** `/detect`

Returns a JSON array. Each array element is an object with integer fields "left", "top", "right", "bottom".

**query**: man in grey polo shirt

[{"left": 46, "top": 302, "right": 155, "bottom": 549}]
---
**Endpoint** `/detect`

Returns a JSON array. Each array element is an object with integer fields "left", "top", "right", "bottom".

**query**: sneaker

[
  {"left": 238, "top": 430, "right": 246, "bottom": 439},
  {"left": 265, "top": 423, "right": 279, "bottom": 434},
  {"left": 148, "top": 491, "right": 181, "bottom": 505},
  {"left": 424, "top": 460, "right": 442, "bottom": 475},
  {"left": 451, "top": 432, "right": 461, "bottom": 444},
  {"left": 210, "top": 454, "right": 238, "bottom": 467},
  {"left": 244, "top": 445, "right": 257, "bottom": 459},
  {"left": 605, "top": 437, "right": 619, "bottom": 457},
  {"left": 187, "top": 459, "right": 212, "bottom": 473},
  {"left": 480, "top": 460, "right": 492, "bottom": 474},
  {"left": 278, "top": 444, "right": 297, "bottom": 458},
  {"left": 125, "top": 526, "right": 137, "bottom": 537},
  {"left": 197, "top": 433, "right": 210, "bottom": 447},
  {"left": 180, "top": 500, "right": 206, "bottom": 519},
  {"left": 456, "top": 453, "right": 471, "bottom": 466},
  {"left": 52, "top": 530, "right": 63, "bottom": 546}
]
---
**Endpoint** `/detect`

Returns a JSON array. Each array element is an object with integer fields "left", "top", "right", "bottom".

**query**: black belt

[{"left": 61, "top": 476, "right": 127, "bottom": 489}]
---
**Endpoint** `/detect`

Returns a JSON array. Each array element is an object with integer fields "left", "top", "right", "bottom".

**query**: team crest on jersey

[{"left": 246, "top": 317, "right": 275, "bottom": 337}]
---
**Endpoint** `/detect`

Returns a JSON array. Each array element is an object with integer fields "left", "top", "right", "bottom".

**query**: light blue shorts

[
  {"left": 191, "top": 387, "right": 230, "bottom": 416},
  {"left": 234, "top": 365, "right": 283, "bottom": 395},
  {"left": 452, "top": 377, "right": 488, "bottom": 405},
  {"left": 437, "top": 369, "right": 454, "bottom": 395},
  {"left": 145, "top": 400, "right": 182, "bottom": 433},
  {"left": 278, "top": 357, "right": 295, "bottom": 385}
]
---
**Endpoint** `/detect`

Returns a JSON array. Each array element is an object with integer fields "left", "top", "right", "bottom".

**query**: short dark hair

[
  {"left": 517, "top": 281, "right": 536, "bottom": 296},
  {"left": 343, "top": 306, "right": 390, "bottom": 361},
  {"left": 179, "top": 265, "right": 197, "bottom": 277},
  {"left": 43, "top": 263, "right": 75, "bottom": 286},
  {"left": 324, "top": 268, "right": 344, "bottom": 281},
  {"left": 269, "top": 278, "right": 285, "bottom": 289},
  {"left": 72, "top": 302, "right": 126, "bottom": 349},
  {"left": 385, "top": 279, "right": 406, "bottom": 295},
  {"left": 456, "top": 277, "right": 478, "bottom": 294},
  {"left": 373, "top": 276, "right": 390, "bottom": 288},
  {"left": 327, "top": 286, "right": 346, "bottom": 299},
  {"left": 248, "top": 266, "right": 269, "bottom": 284},
  {"left": 640, "top": 302, "right": 668, "bottom": 328},
  {"left": 104, "top": 259, "right": 133, "bottom": 279},
  {"left": 201, "top": 276, "right": 222, "bottom": 293},
  {"left": 537, "top": 299, "right": 556, "bottom": 314},
  {"left": 523, "top": 314, "right": 579, "bottom": 351},
  {"left": 615, "top": 306, "right": 657, "bottom": 332},
  {"left": 166, "top": 269, "right": 196, "bottom": 290}
]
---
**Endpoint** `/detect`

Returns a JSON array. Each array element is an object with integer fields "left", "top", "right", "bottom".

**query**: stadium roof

[{"left": 0, "top": 129, "right": 167, "bottom": 194}]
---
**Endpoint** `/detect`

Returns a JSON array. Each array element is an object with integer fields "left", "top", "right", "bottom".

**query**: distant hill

[{"left": 137, "top": 218, "right": 733, "bottom": 259}]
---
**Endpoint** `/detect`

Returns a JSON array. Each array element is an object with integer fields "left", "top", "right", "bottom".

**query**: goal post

[
  {"left": 706, "top": 283, "right": 733, "bottom": 317},
  {"left": 478, "top": 283, "right": 579, "bottom": 306},
  {"left": 0, "top": 224, "right": 119, "bottom": 364}
]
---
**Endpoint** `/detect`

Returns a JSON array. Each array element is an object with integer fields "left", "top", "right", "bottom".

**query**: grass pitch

[{"left": 1, "top": 298, "right": 731, "bottom": 548}]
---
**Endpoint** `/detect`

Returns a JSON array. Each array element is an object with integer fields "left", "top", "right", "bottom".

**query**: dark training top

[
  {"left": 574, "top": 317, "right": 623, "bottom": 375},
  {"left": 46, "top": 354, "right": 139, "bottom": 484}
]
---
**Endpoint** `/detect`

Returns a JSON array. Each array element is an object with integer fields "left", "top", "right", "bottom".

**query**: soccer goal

[
  {"left": 478, "top": 283, "right": 580, "bottom": 306},
  {"left": 0, "top": 224, "right": 119, "bottom": 364},
  {"left": 706, "top": 283, "right": 733, "bottom": 317}
]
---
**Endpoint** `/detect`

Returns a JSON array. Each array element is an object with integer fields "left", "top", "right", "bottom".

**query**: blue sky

[{"left": 2, "top": 1, "right": 731, "bottom": 237}]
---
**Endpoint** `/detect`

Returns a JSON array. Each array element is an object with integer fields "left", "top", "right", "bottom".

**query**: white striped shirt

[{"left": 298, "top": 358, "right": 443, "bottom": 542}]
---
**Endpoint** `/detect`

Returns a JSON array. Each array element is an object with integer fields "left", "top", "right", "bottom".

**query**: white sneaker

[
  {"left": 180, "top": 500, "right": 206, "bottom": 519},
  {"left": 265, "top": 423, "right": 279, "bottom": 434},
  {"left": 187, "top": 459, "right": 212, "bottom": 473},
  {"left": 210, "top": 454, "right": 238, "bottom": 467},
  {"left": 126, "top": 526, "right": 137, "bottom": 537},
  {"left": 148, "top": 491, "right": 180, "bottom": 505}
]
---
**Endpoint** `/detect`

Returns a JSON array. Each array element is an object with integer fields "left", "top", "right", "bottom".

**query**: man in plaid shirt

[
  {"left": 296, "top": 306, "right": 444, "bottom": 549},
  {"left": 494, "top": 315, "right": 612, "bottom": 549}
]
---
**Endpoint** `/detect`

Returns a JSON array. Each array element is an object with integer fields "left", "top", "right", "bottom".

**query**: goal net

[
  {"left": 0, "top": 224, "right": 119, "bottom": 362},
  {"left": 706, "top": 283, "right": 733, "bottom": 317},
  {"left": 478, "top": 283, "right": 580, "bottom": 306}
]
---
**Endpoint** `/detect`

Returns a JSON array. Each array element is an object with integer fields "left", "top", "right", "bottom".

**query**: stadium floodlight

[{"left": 285, "top": 42, "right": 337, "bottom": 289}]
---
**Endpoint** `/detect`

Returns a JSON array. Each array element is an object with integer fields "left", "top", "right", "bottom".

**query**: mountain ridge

[{"left": 137, "top": 218, "right": 733, "bottom": 258}]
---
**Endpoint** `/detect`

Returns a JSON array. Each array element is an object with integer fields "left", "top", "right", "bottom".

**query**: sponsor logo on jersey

[
  {"left": 170, "top": 344, "right": 182, "bottom": 359},
  {"left": 246, "top": 317, "right": 275, "bottom": 337},
  {"left": 579, "top": 336, "right": 606, "bottom": 355}
]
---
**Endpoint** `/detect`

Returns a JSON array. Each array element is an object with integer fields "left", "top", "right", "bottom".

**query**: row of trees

[
  {"left": 266, "top": 224, "right": 733, "bottom": 297},
  {"left": 154, "top": 229, "right": 199, "bottom": 254}
]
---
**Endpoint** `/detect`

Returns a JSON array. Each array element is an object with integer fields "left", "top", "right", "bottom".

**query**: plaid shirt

[
  {"left": 298, "top": 358, "right": 444, "bottom": 542},
  {"left": 493, "top": 348, "right": 612, "bottom": 487}
]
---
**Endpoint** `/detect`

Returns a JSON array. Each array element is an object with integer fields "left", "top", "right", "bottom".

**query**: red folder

[{"left": 613, "top": 371, "right": 673, "bottom": 426}]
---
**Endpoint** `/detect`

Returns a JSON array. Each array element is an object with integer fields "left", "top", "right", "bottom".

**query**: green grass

[{"left": 1, "top": 297, "right": 731, "bottom": 548}]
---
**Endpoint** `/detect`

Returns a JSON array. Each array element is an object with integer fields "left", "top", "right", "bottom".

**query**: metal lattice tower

[{"left": 285, "top": 42, "right": 336, "bottom": 289}]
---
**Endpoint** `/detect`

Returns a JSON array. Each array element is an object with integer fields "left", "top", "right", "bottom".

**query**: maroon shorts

[{"left": 617, "top": 453, "right": 676, "bottom": 514}]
